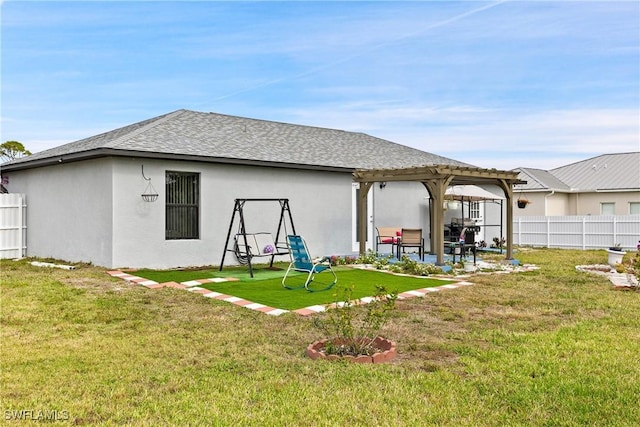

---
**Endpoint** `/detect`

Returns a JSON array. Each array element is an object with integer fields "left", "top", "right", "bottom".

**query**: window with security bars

[{"left": 166, "top": 171, "right": 200, "bottom": 239}]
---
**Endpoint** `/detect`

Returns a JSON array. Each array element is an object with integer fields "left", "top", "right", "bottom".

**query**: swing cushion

[{"left": 235, "top": 233, "right": 288, "bottom": 257}]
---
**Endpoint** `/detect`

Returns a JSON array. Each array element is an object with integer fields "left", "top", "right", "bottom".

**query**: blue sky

[{"left": 1, "top": 0, "right": 638, "bottom": 170}]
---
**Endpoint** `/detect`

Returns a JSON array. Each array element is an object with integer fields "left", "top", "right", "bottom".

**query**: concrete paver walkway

[{"left": 575, "top": 264, "right": 639, "bottom": 288}]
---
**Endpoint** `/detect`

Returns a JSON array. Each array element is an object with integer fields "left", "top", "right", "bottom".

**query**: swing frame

[{"left": 219, "top": 199, "right": 296, "bottom": 277}]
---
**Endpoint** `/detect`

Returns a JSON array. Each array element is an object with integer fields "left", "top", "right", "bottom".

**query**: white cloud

[{"left": 274, "top": 103, "right": 639, "bottom": 170}]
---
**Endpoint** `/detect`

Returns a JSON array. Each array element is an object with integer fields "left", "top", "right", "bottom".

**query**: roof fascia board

[
  {"left": 521, "top": 188, "right": 639, "bottom": 193},
  {"left": 0, "top": 148, "right": 354, "bottom": 174}
]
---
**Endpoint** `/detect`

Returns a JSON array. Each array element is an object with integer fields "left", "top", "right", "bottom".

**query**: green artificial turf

[
  {"left": 198, "top": 269, "right": 450, "bottom": 310},
  {"left": 134, "top": 264, "right": 299, "bottom": 283}
]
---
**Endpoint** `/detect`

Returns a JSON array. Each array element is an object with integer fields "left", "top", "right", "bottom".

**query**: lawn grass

[
  {"left": 2, "top": 249, "right": 639, "bottom": 425},
  {"left": 197, "top": 269, "right": 449, "bottom": 310}
]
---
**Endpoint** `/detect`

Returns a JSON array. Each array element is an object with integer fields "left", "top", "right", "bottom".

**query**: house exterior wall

[
  {"left": 514, "top": 192, "right": 573, "bottom": 216},
  {"left": 110, "top": 158, "right": 354, "bottom": 269},
  {"left": 545, "top": 193, "right": 570, "bottom": 216},
  {"left": 514, "top": 190, "right": 640, "bottom": 217},
  {"left": 513, "top": 192, "right": 547, "bottom": 216},
  {"left": 371, "top": 181, "right": 431, "bottom": 249},
  {"left": 573, "top": 191, "right": 640, "bottom": 215},
  {"left": 479, "top": 199, "right": 507, "bottom": 244},
  {"left": 3, "top": 156, "right": 435, "bottom": 269},
  {"left": 372, "top": 181, "right": 429, "bottom": 228},
  {"left": 3, "top": 158, "right": 114, "bottom": 266}
]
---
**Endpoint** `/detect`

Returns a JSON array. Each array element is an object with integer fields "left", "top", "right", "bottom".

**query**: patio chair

[
  {"left": 375, "top": 227, "right": 401, "bottom": 254},
  {"left": 282, "top": 235, "right": 337, "bottom": 292},
  {"left": 396, "top": 228, "right": 425, "bottom": 261}
]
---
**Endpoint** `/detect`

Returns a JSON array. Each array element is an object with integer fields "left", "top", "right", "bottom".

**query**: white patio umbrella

[{"left": 445, "top": 185, "right": 505, "bottom": 201}]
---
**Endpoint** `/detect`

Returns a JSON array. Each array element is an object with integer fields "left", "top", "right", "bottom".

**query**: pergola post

[
  {"left": 423, "top": 176, "right": 453, "bottom": 265},
  {"left": 498, "top": 179, "right": 515, "bottom": 260},
  {"left": 358, "top": 182, "right": 373, "bottom": 257},
  {"left": 424, "top": 183, "right": 435, "bottom": 254}
]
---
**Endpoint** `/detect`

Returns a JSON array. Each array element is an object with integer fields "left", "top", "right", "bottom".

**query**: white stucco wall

[
  {"left": 3, "top": 158, "right": 114, "bottom": 266},
  {"left": 6, "top": 156, "right": 460, "bottom": 269},
  {"left": 372, "top": 181, "right": 430, "bottom": 228},
  {"left": 479, "top": 199, "right": 508, "bottom": 244},
  {"left": 111, "top": 158, "right": 353, "bottom": 269},
  {"left": 371, "top": 181, "right": 431, "bottom": 248}
]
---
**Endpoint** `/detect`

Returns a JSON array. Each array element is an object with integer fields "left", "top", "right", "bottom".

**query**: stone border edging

[
  {"left": 576, "top": 264, "right": 639, "bottom": 288},
  {"left": 306, "top": 337, "right": 397, "bottom": 363},
  {"left": 106, "top": 270, "right": 474, "bottom": 316}
]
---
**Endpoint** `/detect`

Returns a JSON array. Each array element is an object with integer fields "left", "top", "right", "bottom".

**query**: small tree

[
  {"left": 313, "top": 285, "right": 398, "bottom": 356},
  {"left": 1, "top": 141, "right": 31, "bottom": 162}
]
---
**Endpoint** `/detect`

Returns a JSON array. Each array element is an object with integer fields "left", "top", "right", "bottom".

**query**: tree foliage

[{"left": 1, "top": 141, "right": 31, "bottom": 162}]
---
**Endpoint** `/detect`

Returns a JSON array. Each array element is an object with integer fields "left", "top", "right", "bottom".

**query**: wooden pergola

[{"left": 352, "top": 165, "right": 525, "bottom": 265}]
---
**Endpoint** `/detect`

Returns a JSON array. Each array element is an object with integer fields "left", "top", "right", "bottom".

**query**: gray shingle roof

[
  {"left": 4, "top": 109, "right": 473, "bottom": 171},
  {"left": 514, "top": 168, "right": 572, "bottom": 191}
]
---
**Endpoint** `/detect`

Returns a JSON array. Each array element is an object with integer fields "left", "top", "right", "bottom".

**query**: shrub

[
  {"left": 391, "top": 255, "right": 443, "bottom": 276},
  {"left": 330, "top": 255, "right": 357, "bottom": 266},
  {"left": 614, "top": 250, "right": 640, "bottom": 290},
  {"left": 355, "top": 250, "right": 379, "bottom": 265},
  {"left": 491, "top": 237, "right": 506, "bottom": 249},
  {"left": 313, "top": 285, "right": 398, "bottom": 356}
]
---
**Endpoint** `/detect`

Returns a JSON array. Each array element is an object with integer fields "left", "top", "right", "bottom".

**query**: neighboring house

[
  {"left": 512, "top": 153, "right": 640, "bottom": 216},
  {"left": 1, "top": 109, "right": 485, "bottom": 269}
]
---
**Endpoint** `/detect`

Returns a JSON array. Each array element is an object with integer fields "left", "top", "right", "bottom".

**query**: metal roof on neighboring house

[
  {"left": 550, "top": 152, "right": 640, "bottom": 191},
  {"left": 513, "top": 168, "right": 572, "bottom": 191},
  {"left": 514, "top": 152, "right": 640, "bottom": 192},
  {"left": 2, "top": 109, "right": 473, "bottom": 172}
]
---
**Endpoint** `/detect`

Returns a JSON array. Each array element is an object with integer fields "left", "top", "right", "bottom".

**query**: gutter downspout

[{"left": 544, "top": 190, "right": 555, "bottom": 215}]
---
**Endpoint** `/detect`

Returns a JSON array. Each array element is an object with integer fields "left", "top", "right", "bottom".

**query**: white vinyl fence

[
  {"left": 513, "top": 215, "right": 640, "bottom": 251},
  {"left": 0, "top": 193, "right": 27, "bottom": 259}
]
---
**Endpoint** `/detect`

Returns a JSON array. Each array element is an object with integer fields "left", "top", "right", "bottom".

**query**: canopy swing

[{"left": 219, "top": 198, "right": 296, "bottom": 277}]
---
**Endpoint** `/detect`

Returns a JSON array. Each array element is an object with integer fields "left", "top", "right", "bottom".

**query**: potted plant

[
  {"left": 458, "top": 258, "right": 476, "bottom": 273},
  {"left": 308, "top": 285, "right": 398, "bottom": 363},
  {"left": 609, "top": 243, "right": 623, "bottom": 251},
  {"left": 517, "top": 198, "right": 530, "bottom": 209},
  {"left": 464, "top": 260, "right": 476, "bottom": 273},
  {"left": 606, "top": 244, "right": 626, "bottom": 266}
]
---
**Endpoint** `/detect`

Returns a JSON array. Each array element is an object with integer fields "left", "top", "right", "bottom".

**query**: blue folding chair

[{"left": 282, "top": 235, "right": 337, "bottom": 292}]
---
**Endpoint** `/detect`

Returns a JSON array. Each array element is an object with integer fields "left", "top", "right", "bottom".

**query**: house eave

[
  {"left": 519, "top": 187, "right": 638, "bottom": 194},
  {"left": 0, "top": 148, "right": 355, "bottom": 174}
]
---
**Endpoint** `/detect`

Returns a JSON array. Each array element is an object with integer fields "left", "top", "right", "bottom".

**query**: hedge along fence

[{"left": 512, "top": 215, "right": 640, "bottom": 251}]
